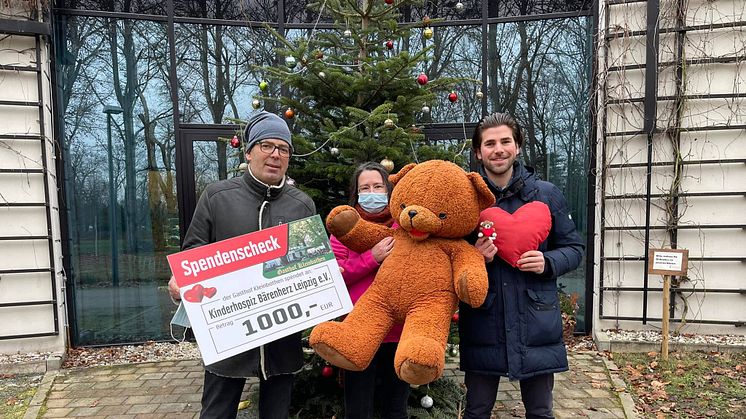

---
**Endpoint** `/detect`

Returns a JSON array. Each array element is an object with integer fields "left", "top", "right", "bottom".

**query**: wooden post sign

[{"left": 647, "top": 248, "right": 689, "bottom": 361}]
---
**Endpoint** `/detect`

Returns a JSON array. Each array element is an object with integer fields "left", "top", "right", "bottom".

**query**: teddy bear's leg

[
  {"left": 310, "top": 292, "right": 394, "bottom": 371},
  {"left": 394, "top": 292, "right": 458, "bottom": 385}
]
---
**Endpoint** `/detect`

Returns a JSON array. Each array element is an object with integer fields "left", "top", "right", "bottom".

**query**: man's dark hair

[
  {"left": 471, "top": 112, "right": 524, "bottom": 150},
  {"left": 348, "top": 162, "right": 393, "bottom": 206}
]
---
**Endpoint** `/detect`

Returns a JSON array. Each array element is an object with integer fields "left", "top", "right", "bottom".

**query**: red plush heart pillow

[{"left": 479, "top": 201, "right": 552, "bottom": 267}]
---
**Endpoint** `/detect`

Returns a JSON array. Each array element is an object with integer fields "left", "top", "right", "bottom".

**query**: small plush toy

[
  {"left": 310, "top": 160, "right": 495, "bottom": 385},
  {"left": 478, "top": 220, "right": 497, "bottom": 241}
]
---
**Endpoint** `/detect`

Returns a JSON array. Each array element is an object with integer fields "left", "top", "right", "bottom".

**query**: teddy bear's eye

[
  {"left": 400, "top": 203, "right": 406, "bottom": 209},
  {"left": 439, "top": 212, "right": 447, "bottom": 219}
]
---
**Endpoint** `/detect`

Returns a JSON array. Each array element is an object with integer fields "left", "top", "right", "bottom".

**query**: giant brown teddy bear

[{"left": 310, "top": 160, "right": 495, "bottom": 385}]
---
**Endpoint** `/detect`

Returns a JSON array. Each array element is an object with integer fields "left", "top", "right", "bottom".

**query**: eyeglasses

[
  {"left": 358, "top": 184, "right": 387, "bottom": 194},
  {"left": 257, "top": 142, "right": 291, "bottom": 158}
]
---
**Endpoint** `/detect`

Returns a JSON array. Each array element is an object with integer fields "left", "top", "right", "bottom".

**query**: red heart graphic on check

[
  {"left": 203, "top": 287, "right": 217, "bottom": 298},
  {"left": 183, "top": 284, "right": 204, "bottom": 303}
]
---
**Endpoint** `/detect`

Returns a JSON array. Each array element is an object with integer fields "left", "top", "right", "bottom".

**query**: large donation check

[{"left": 167, "top": 215, "right": 353, "bottom": 365}]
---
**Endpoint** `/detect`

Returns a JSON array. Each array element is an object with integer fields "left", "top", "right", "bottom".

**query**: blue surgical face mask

[
  {"left": 358, "top": 193, "right": 388, "bottom": 213},
  {"left": 169, "top": 301, "right": 191, "bottom": 342}
]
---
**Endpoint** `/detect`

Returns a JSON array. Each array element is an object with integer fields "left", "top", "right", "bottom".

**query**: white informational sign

[
  {"left": 647, "top": 248, "right": 689, "bottom": 276},
  {"left": 652, "top": 252, "right": 683, "bottom": 271},
  {"left": 167, "top": 215, "right": 353, "bottom": 365}
]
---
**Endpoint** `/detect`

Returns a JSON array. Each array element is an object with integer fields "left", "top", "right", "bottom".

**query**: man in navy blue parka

[{"left": 459, "top": 113, "right": 584, "bottom": 419}]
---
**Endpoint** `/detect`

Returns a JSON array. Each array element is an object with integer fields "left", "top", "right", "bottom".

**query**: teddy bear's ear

[
  {"left": 467, "top": 172, "right": 496, "bottom": 210},
  {"left": 388, "top": 163, "right": 417, "bottom": 186}
]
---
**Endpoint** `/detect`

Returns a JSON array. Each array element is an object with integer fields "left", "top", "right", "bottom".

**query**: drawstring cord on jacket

[
  {"left": 247, "top": 166, "right": 285, "bottom": 379},
  {"left": 247, "top": 166, "right": 285, "bottom": 230}
]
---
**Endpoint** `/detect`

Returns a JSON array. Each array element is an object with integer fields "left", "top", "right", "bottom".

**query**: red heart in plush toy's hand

[
  {"left": 183, "top": 284, "right": 204, "bottom": 303},
  {"left": 479, "top": 201, "right": 552, "bottom": 267},
  {"left": 203, "top": 287, "right": 217, "bottom": 298}
]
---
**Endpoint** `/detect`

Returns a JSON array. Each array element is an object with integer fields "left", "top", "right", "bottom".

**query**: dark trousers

[
  {"left": 464, "top": 371, "right": 554, "bottom": 419},
  {"left": 200, "top": 370, "right": 293, "bottom": 419},
  {"left": 344, "top": 342, "right": 410, "bottom": 419}
]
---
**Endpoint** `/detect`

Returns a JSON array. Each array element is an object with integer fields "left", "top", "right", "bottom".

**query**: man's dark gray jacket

[{"left": 182, "top": 170, "right": 315, "bottom": 378}]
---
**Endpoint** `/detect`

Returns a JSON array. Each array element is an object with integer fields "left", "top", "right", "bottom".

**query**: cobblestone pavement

[{"left": 29, "top": 352, "right": 636, "bottom": 418}]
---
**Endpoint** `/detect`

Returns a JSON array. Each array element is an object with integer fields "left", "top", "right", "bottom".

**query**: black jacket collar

[
  {"left": 242, "top": 168, "right": 286, "bottom": 201},
  {"left": 478, "top": 161, "right": 538, "bottom": 203}
]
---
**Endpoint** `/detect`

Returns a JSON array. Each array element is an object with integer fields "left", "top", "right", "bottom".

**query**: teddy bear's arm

[
  {"left": 326, "top": 205, "right": 393, "bottom": 254},
  {"left": 445, "top": 240, "right": 489, "bottom": 308}
]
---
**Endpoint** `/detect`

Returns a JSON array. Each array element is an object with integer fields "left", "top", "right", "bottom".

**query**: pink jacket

[{"left": 330, "top": 234, "right": 403, "bottom": 343}]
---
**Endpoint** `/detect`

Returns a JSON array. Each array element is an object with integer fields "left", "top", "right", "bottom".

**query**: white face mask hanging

[{"left": 169, "top": 301, "right": 191, "bottom": 342}]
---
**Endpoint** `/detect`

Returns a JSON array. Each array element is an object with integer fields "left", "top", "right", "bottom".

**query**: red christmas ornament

[
  {"left": 448, "top": 91, "right": 458, "bottom": 103},
  {"left": 452, "top": 312, "right": 459, "bottom": 322},
  {"left": 284, "top": 108, "right": 295, "bottom": 119},
  {"left": 385, "top": 0, "right": 394, "bottom": 4},
  {"left": 416, "top": 73, "right": 428, "bottom": 86},
  {"left": 423, "top": 15, "right": 431, "bottom": 25},
  {"left": 230, "top": 135, "right": 240, "bottom": 148},
  {"left": 321, "top": 365, "right": 334, "bottom": 377},
  {"left": 385, "top": 40, "right": 394, "bottom": 50}
]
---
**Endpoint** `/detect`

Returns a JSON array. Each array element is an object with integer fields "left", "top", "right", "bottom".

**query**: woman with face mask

[{"left": 329, "top": 162, "right": 409, "bottom": 419}]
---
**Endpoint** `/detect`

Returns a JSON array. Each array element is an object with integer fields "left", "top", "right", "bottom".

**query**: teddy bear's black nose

[{"left": 408, "top": 209, "right": 418, "bottom": 219}]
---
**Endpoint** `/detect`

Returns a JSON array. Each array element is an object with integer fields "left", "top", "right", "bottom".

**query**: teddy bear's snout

[{"left": 399, "top": 205, "right": 442, "bottom": 236}]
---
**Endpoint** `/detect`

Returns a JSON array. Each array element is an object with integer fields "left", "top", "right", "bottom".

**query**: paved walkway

[{"left": 26, "top": 352, "right": 636, "bottom": 418}]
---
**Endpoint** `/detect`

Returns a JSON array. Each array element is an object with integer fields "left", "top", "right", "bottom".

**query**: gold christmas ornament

[
  {"left": 476, "top": 90, "right": 484, "bottom": 99},
  {"left": 251, "top": 99, "right": 261, "bottom": 109},
  {"left": 384, "top": 118, "right": 395, "bottom": 129},
  {"left": 380, "top": 157, "right": 394, "bottom": 172},
  {"left": 423, "top": 27, "right": 434, "bottom": 40},
  {"left": 239, "top": 162, "right": 249, "bottom": 171}
]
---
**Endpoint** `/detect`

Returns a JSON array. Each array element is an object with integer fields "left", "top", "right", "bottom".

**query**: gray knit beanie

[{"left": 244, "top": 111, "right": 292, "bottom": 152}]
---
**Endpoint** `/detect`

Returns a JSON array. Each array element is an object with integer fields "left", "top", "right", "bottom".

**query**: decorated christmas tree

[{"left": 254, "top": 0, "right": 476, "bottom": 214}]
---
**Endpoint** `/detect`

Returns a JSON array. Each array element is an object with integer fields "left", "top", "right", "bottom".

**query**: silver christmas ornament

[
  {"left": 238, "top": 162, "right": 248, "bottom": 171},
  {"left": 384, "top": 118, "right": 395, "bottom": 129},
  {"left": 455, "top": 2, "right": 464, "bottom": 11},
  {"left": 344, "top": 29, "right": 352, "bottom": 38},
  {"left": 318, "top": 71, "right": 326, "bottom": 78},
  {"left": 285, "top": 56, "right": 297, "bottom": 69},
  {"left": 420, "top": 395, "right": 434, "bottom": 409},
  {"left": 421, "top": 105, "right": 430, "bottom": 113},
  {"left": 330, "top": 147, "right": 339, "bottom": 155},
  {"left": 251, "top": 99, "right": 261, "bottom": 109},
  {"left": 476, "top": 90, "right": 484, "bottom": 99}
]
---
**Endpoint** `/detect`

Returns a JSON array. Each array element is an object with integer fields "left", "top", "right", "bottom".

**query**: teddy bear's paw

[
  {"left": 458, "top": 271, "right": 488, "bottom": 308},
  {"left": 395, "top": 337, "right": 445, "bottom": 385},
  {"left": 326, "top": 205, "right": 360, "bottom": 237},
  {"left": 312, "top": 343, "right": 364, "bottom": 371},
  {"left": 400, "top": 360, "right": 440, "bottom": 385}
]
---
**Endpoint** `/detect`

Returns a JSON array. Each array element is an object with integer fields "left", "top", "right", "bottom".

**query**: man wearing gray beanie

[
  {"left": 244, "top": 110, "right": 293, "bottom": 153},
  {"left": 168, "top": 110, "right": 315, "bottom": 418}
]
